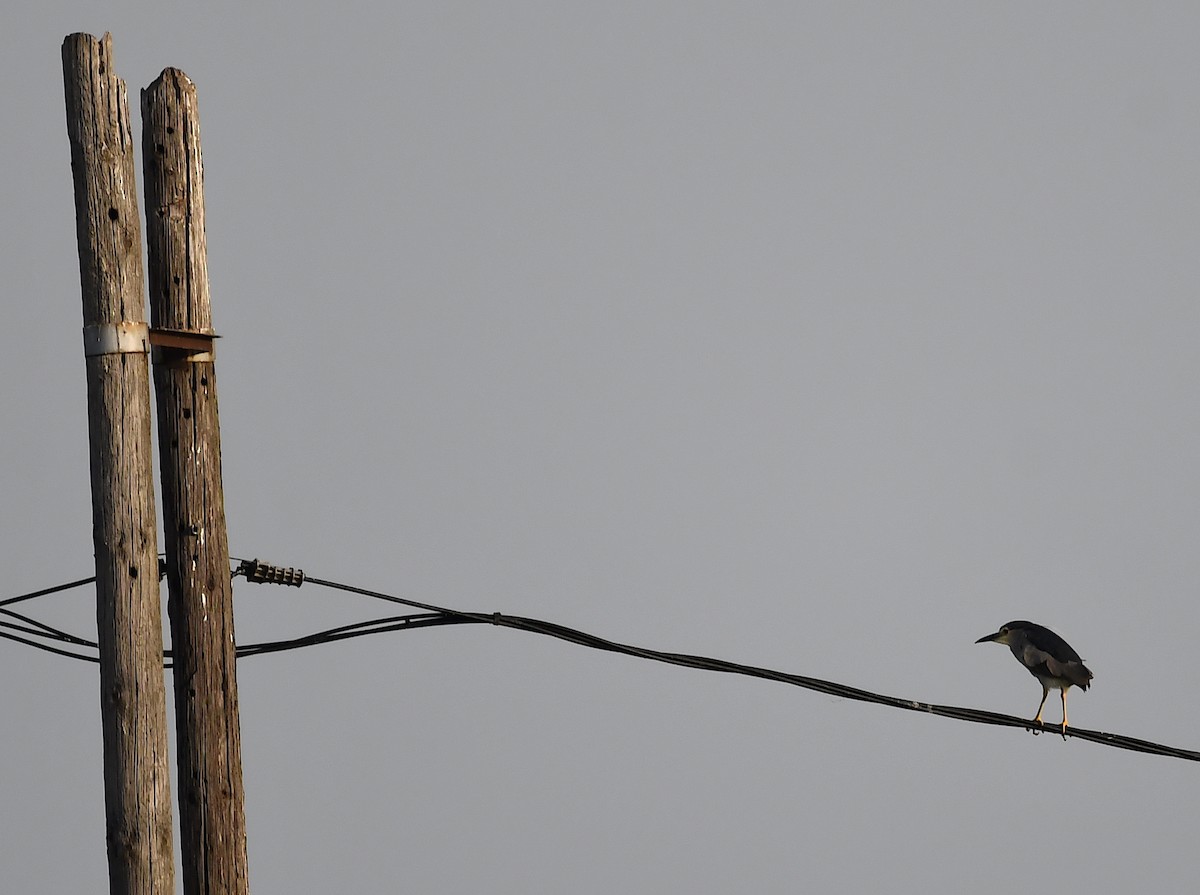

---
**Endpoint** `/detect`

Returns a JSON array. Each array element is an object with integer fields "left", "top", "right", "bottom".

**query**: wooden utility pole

[
  {"left": 141, "top": 69, "right": 250, "bottom": 894},
  {"left": 61, "top": 33, "right": 176, "bottom": 895}
]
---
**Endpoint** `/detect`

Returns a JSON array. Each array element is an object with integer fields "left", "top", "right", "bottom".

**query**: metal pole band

[{"left": 82, "top": 322, "right": 151, "bottom": 356}]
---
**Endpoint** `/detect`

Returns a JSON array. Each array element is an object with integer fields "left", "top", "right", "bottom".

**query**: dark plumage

[{"left": 976, "top": 620, "right": 1093, "bottom": 735}]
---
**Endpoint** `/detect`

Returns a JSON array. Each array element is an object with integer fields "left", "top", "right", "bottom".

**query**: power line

[
  {"left": 0, "top": 575, "right": 96, "bottom": 607},
  {"left": 4, "top": 564, "right": 1198, "bottom": 763},
  {"left": 300, "top": 573, "right": 1200, "bottom": 764},
  {"left": 1, "top": 606, "right": 97, "bottom": 646}
]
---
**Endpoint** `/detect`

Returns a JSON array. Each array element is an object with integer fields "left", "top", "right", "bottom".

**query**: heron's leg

[
  {"left": 1031, "top": 685, "right": 1050, "bottom": 735},
  {"left": 1060, "top": 688, "right": 1069, "bottom": 739}
]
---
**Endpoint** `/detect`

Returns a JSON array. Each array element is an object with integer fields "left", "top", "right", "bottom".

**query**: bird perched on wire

[{"left": 975, "top": 620, "right": 1093, "bottom": 737}]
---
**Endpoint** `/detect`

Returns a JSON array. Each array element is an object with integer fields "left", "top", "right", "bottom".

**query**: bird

[{"left": 975, "top": 620, "right": 1093, "bottom": 736}]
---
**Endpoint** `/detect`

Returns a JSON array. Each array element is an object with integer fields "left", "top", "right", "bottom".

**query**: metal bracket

[
  {"left": 149, "top": 328, "right": 218, "bottom": 363},
  {"left": 82, "top": 322, "right": 151, "bottom": 356}
]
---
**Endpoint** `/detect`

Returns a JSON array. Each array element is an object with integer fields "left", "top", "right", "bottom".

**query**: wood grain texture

[
  {"left": 142, "top": 68, "right": 250, "bottom": 895},
  {"left": 61, "top": 32, "right": 176, "bottom": 895}
]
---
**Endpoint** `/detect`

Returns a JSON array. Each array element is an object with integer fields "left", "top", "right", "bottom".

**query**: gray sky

[{"left": 4, "top": 3, "right": 1199, "bottom": 892}]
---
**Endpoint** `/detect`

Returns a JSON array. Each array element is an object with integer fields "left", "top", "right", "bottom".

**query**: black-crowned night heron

[{"left": 976, "top": 620, "right": 1093, "bottom": 735}]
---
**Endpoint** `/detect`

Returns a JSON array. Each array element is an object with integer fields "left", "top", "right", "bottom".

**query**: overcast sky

[{"left": 3, "top": 3, "right": 1199, "bottom": 893}]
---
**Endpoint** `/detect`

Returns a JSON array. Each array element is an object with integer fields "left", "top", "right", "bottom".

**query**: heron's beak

[{"left": 975, "top": 631, "right": 1002, "bottom": 644}]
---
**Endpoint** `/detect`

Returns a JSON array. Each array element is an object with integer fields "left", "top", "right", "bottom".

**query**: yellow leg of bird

[
  {"left": 1060, "top": 689, "right": 1069, "bottom": 739},
  {"left": 1031, "top": 686, "right": 1049, "bottom": 735}
]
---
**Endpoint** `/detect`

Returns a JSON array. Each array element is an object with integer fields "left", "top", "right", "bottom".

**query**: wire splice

[{"left": 235, "top": 558, "right": 305, "bottom": 587}]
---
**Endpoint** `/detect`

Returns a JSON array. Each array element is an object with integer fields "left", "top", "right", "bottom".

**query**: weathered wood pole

[
  {"left": 61, "top": 32, "right": 176, "bottom": 895},
  {"left": 141, "top": 68, "right": 250, "bottom": 895}
]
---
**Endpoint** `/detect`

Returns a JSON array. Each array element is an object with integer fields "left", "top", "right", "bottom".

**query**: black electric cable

[
  {"left": 0, "top": 575, "right": 96, "bottom": 608},
  {"left": 4, "top": 566, "right": 1198, "bottom": 763},
  {"left": 301, "top": 575, "right": 1200, "bottom": 764},
  {"left": 0, "top": 606, "right": 96, "bottom": 647}
]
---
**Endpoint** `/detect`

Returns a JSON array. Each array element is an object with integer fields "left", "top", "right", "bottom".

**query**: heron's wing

[{"left": 1020, "top": 644, "right": 1094, "bottom": 690}]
